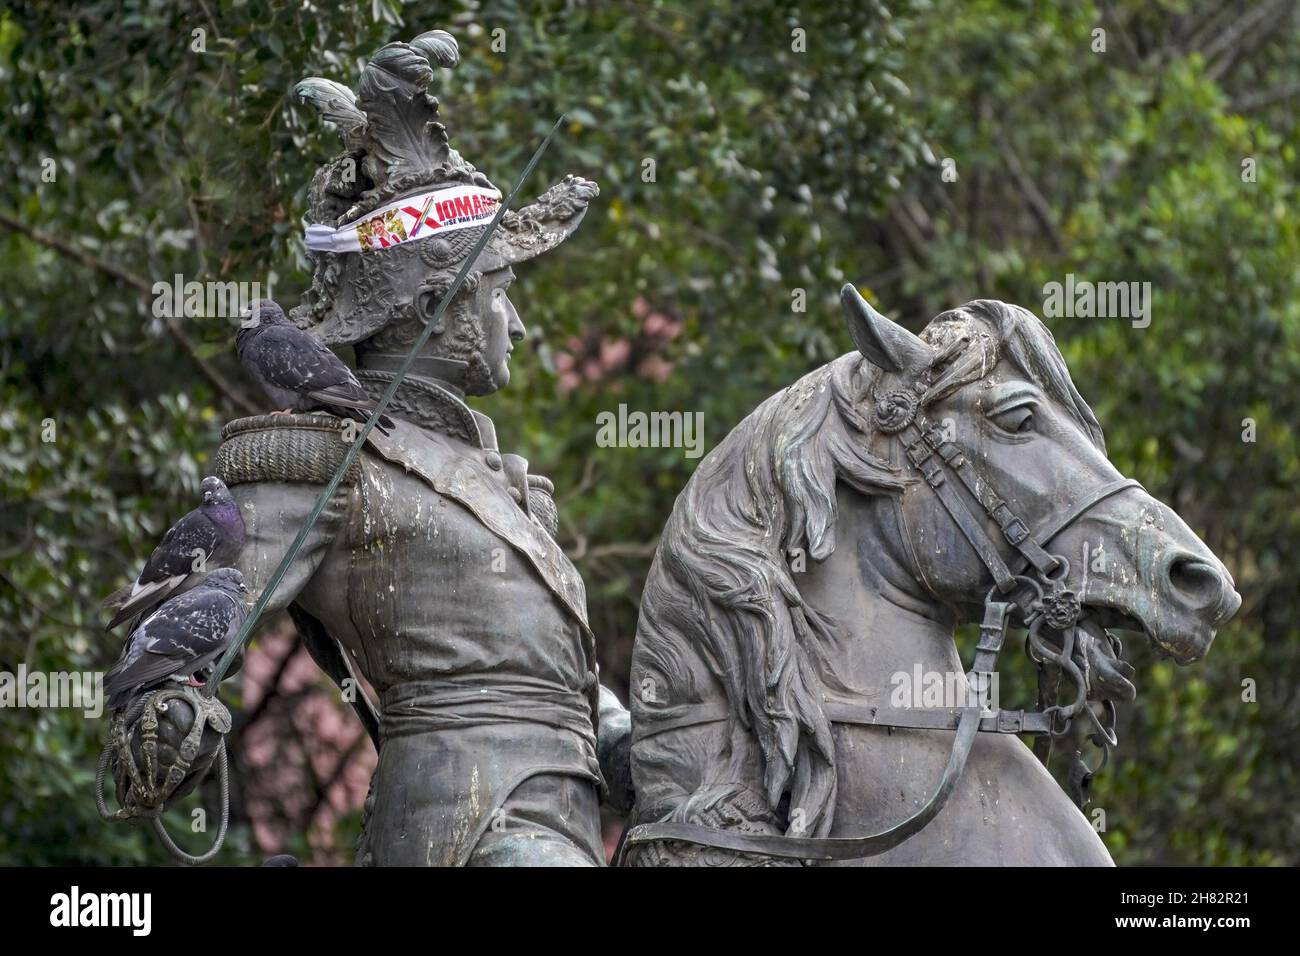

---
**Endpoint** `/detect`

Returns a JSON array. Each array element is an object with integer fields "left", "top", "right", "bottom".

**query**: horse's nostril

[{"left": 1167, "top": 557, "right": 1225, "bottom": 612}]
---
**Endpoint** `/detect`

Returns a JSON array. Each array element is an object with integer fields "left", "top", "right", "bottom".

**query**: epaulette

[
  {"left": 214, "top": 414, "right": 364, "bottom": 487},
  {"left": 527, "top": 474, "right": 559, "bottom": 538}
]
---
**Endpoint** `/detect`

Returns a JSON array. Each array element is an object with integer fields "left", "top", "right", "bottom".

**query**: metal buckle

[
  {"left": 906, "top": 438, "right": 946, "bottom": 486},
  {"left": 976, "top": 601, "right": 1010, "bottom": 653},
  {"left": 990, "top": 502, "right": 1031, "bottom": 544},
  {"left": 935, "top": 441, "right": 964, "bottom": 467},
  {"left": 919, "top": 458, "right": 945, "bottom": 487},
  {"left": 996, "top": 710, "right": 1025, "bottom": 733}
]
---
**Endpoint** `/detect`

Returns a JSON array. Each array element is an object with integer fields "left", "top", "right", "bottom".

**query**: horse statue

[{"left": 621, "top": 288, "right": 1240, "bottom": 866}]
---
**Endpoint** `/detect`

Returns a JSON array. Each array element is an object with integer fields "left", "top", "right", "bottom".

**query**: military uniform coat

[{"left": 215, "top": 382, "right": 605, "bottom": 865}]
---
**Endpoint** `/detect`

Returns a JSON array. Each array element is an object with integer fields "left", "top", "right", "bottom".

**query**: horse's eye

[{"left": 991, "top": 406, "right": 1034, "bottom": 434}]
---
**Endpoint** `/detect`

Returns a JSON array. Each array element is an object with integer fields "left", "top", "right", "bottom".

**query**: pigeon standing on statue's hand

[
  {"left": 103, "top": 568, "right": 249, "bottom": 711},
  {"left": 102, "top": 476, "right": 245, "bottom": 632},
  {"left": 236, "top": 299, "right": 393, "bottom": 432}
]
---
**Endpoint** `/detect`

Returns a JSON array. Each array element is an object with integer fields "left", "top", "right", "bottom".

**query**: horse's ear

[{"left": 840, "top": 284, "right": 932, "bottom": 374}]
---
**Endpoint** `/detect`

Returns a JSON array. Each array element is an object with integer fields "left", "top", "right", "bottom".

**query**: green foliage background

[{"left": 0, "top": 0, "right": 1295, "bottom": 864}]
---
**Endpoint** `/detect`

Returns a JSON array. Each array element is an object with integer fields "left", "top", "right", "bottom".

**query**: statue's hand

[{"left": 596, "top": 686, "right": 635, "bottom": 813}]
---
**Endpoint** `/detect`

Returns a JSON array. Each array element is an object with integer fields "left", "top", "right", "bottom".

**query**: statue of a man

[{"left": 214, "top": 30, "right": 630, "bottom": 866}]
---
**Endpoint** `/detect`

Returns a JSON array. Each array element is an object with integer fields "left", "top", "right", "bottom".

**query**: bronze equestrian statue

[
  {"left": 622, "top": 288, "right": 1240, "bottom": 866},
  {"left": 100, "top": 27, "right": 1240, "bottom": 868}
]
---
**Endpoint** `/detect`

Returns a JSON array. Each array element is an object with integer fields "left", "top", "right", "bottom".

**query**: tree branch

[
  {"left": 997, "top": 138, "right": 1066, "bottom": 254},
  {"left": 0, "top": 210, "right": 260, "bottom": 416},
  {"left": 1233, "top": 81, "right": 1300, "bottom": 112}
]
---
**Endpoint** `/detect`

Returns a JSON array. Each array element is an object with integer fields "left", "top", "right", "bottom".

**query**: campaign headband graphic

[{"left": 303, "top": 184, "right": 502, "bottom": 254}]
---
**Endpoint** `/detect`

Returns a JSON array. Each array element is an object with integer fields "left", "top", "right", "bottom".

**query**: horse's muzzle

[{"left": 1152, "top": 549, "right": 1240, "bottom": 664}]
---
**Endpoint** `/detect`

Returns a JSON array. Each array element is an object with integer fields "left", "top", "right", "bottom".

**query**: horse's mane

[{"left": 639, "top": 299, "right": 1104, "bottom": 836}]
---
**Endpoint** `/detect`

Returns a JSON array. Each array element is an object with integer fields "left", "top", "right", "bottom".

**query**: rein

[{"left": 616, "top": 366, "right": 1140, "bottom": 865}]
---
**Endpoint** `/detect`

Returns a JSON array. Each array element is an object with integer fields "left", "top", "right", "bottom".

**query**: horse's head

[{"left": 842, "top": 288, "right": 1240, "bottom": 665}]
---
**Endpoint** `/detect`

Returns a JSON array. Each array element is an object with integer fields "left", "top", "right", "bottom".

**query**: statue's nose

[
  {"left": 505, "top": 300, "right": 525, "bottom": 342},
  {"left": 1165, "top": 554, "right": 1241, "bottom": 624}
]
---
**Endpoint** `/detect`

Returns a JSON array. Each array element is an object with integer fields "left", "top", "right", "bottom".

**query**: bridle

[{"left": 616, "top": 362, "right": 1141, "bottom": 865}]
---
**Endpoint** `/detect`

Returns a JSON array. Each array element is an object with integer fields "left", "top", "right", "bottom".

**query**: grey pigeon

[
  {"left": 102, "top": 476, "right": 245, "bottom": 632},
  {"left": 103, "top": 568, "right": 249, "bottom": 711},
  {"left": 236, "top": 299, "right": 392, "bottom": 432}
]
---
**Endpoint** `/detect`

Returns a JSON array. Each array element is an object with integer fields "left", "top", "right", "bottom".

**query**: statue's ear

[{"left": 840, "top": 285, "right": 932, "bottom": 375}]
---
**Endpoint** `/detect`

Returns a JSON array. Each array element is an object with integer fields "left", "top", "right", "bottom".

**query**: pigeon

[
  {"left": 102, "top": 476, "right": 245, "bottom": 632},
  {"left": 103, "top": 568, "right": 249, "bottom": 711},
  {"left": 236, "top": 299, "right": 393, "bottom": 432}
]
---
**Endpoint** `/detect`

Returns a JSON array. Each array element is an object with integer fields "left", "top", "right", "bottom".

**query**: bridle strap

[
  {"left": 631, "top": 700, "right": 1055, "bottom": 743},
  {"left": 897, "top": 418, "right": 1019, "bottom": 591},
  {"left": 922, "top": 423, "right": 1063, "bottom": 578},
  {"left": 1014, "top": 477, "right": 1142, "bottom": 570}
]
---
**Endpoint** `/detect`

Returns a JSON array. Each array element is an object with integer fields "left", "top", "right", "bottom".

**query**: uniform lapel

[{"left": 364, "top": 421, "right": 593, "bottom": 637}]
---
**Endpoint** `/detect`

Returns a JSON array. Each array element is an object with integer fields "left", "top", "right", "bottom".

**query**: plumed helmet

[{"left": 290, "top": 29, "right": 599, "bottom": 345}]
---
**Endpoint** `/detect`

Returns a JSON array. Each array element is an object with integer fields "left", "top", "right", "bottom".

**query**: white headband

[{"left": 303, "top": 184, "right": 502, "bottom": 254}]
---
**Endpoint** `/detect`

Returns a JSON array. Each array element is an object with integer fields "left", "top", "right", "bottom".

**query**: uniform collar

[{"left": 356, "top": 369, "right": 498, "bottom": 450}]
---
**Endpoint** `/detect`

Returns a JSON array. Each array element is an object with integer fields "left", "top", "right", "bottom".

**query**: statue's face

[
  {"left": 476, "top": 267, "right": 524, "bottom": 392},
  {"left": 342, "top": 256, "right": 526, "bottom": 397}
]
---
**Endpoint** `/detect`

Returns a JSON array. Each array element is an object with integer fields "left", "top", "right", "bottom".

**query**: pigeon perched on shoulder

[
  {"left": 103, "top": 568, "right": 249, "bottom": 711},
  {"left": 236, "top": 299, "right": 393, "bottom": 432},
  {"left": 102, "top": 476, "right": 245, "bottom": 632}
]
